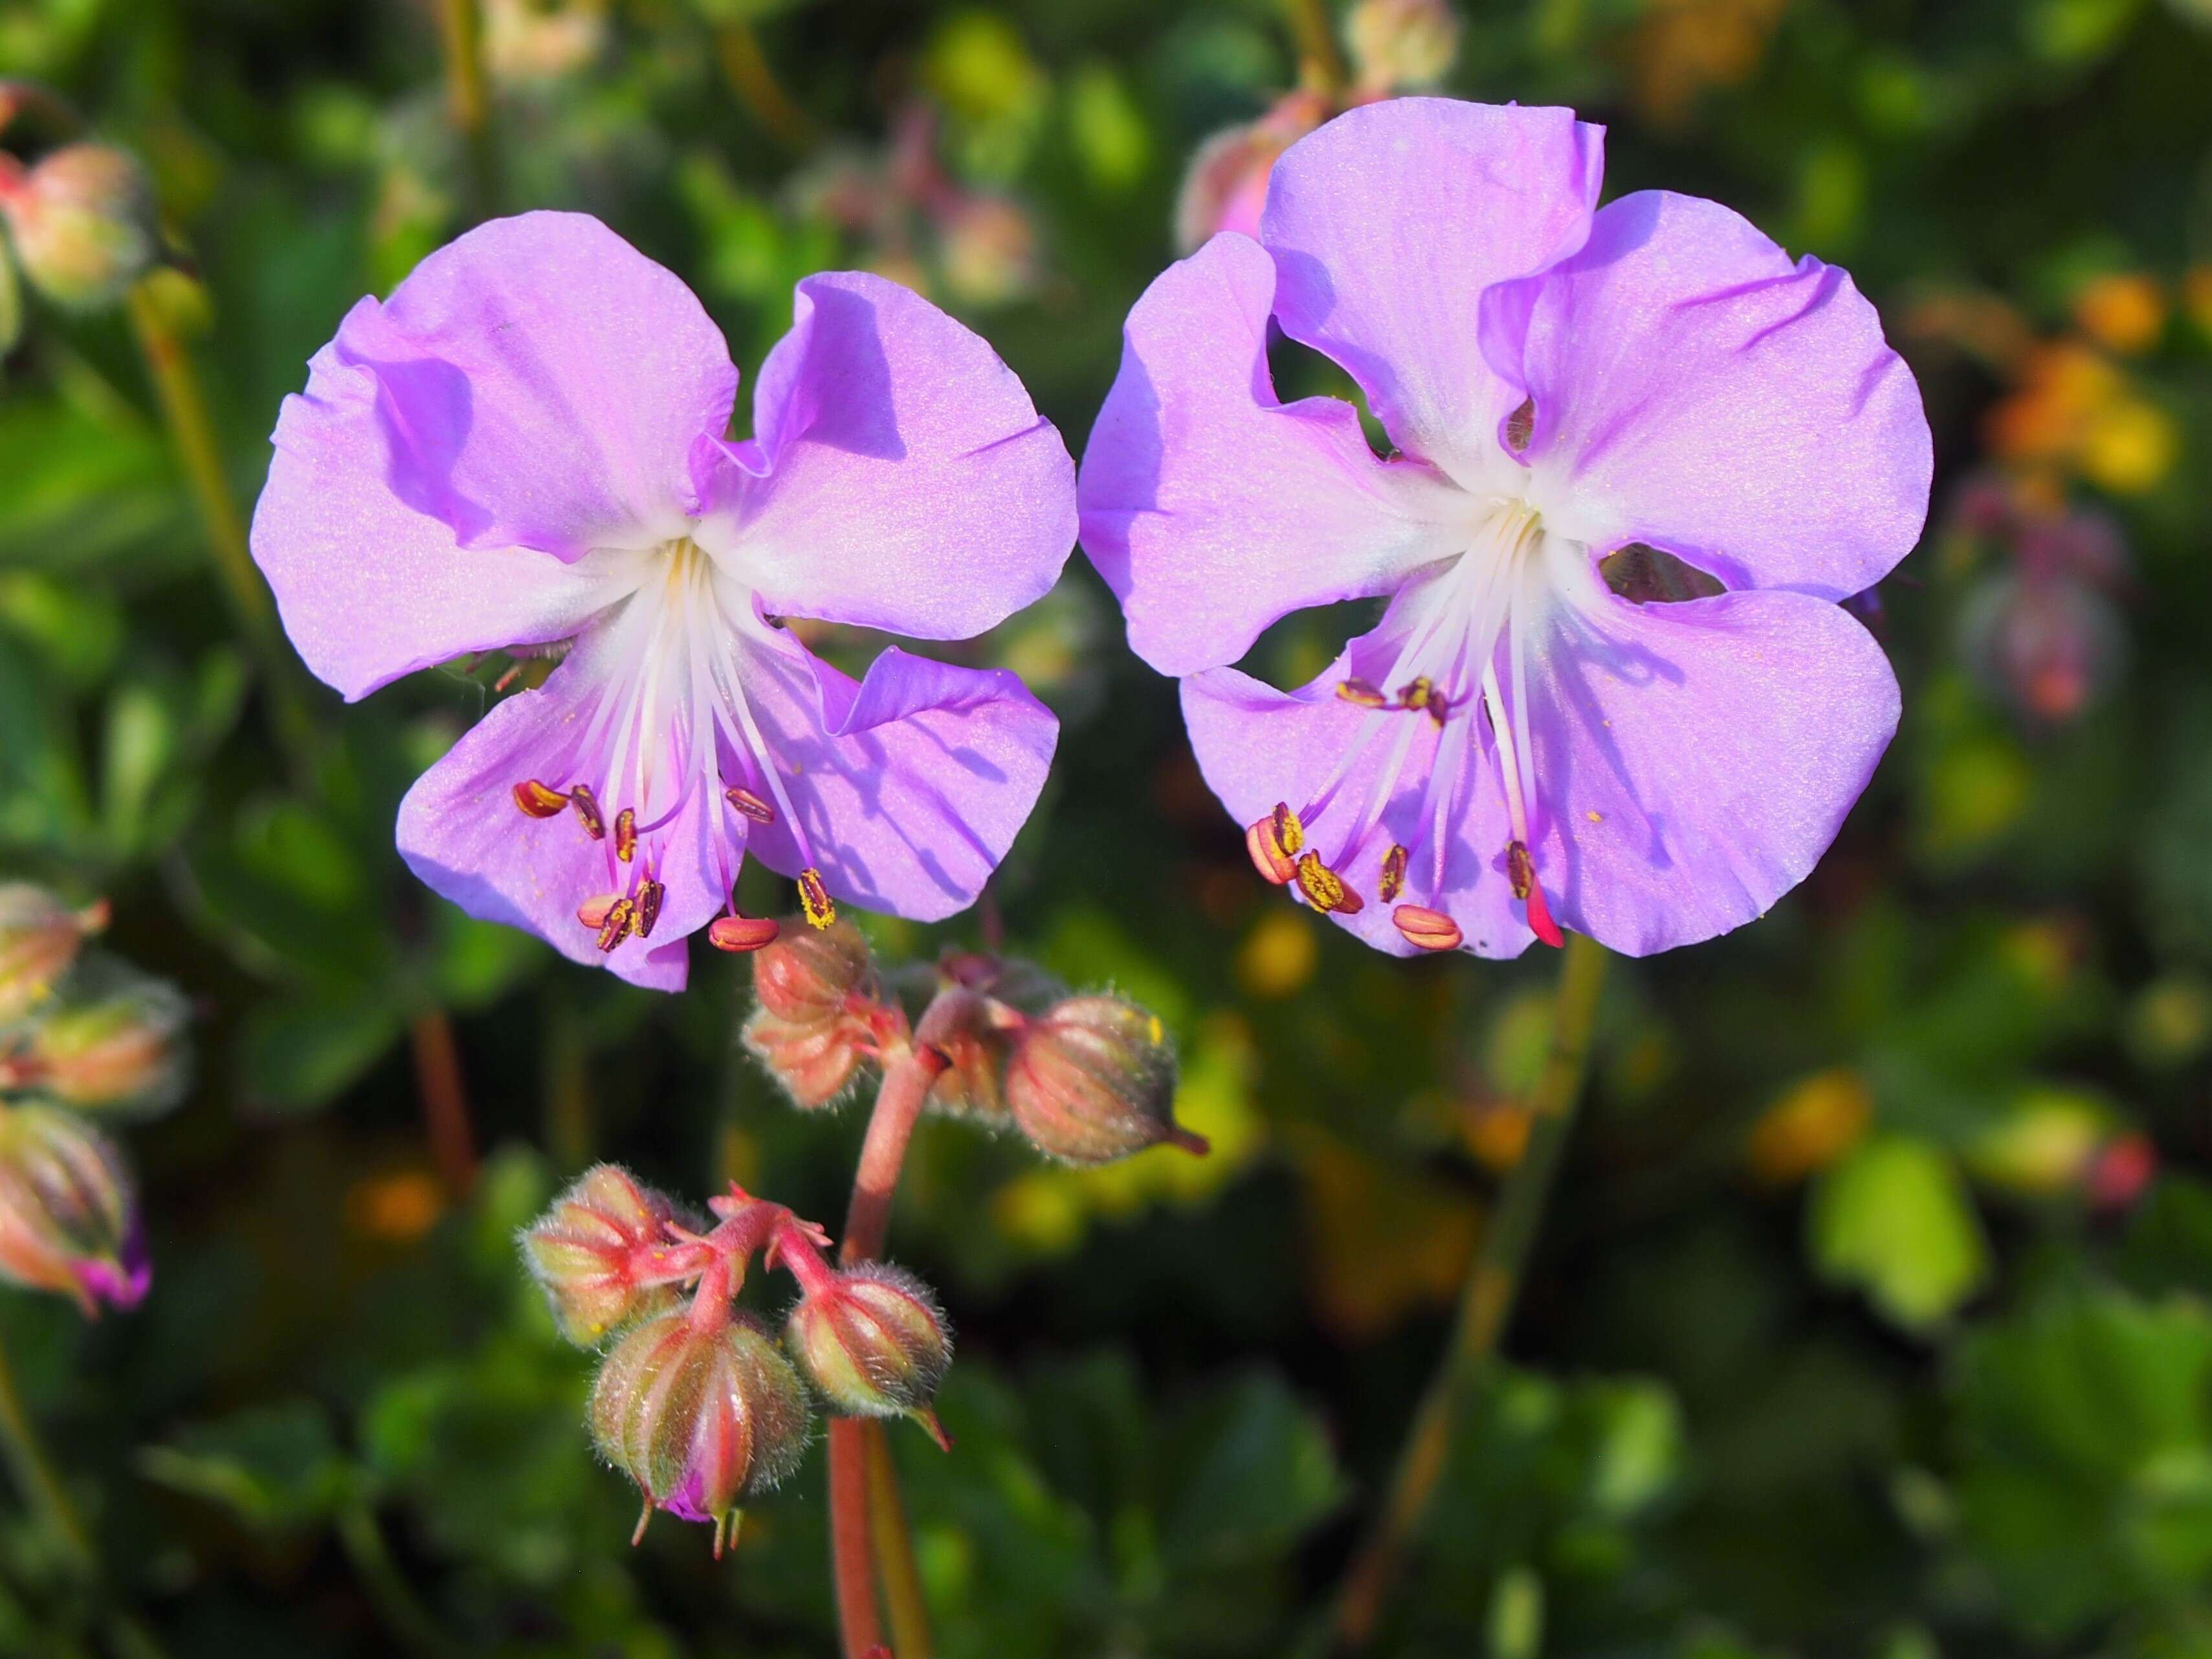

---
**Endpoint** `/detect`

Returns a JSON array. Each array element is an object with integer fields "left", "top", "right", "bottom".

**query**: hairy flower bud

[
  {"left": 0, "top": 1104, "right": 147, "bottom": 1315},
  {"left": 0, "top": 144, "right": 158, "bottom": 308},
  {"left": 589, "top": 1308, "right": 812, "bottom": 1555},
  {"left": 786, "top": 1262, "right": 953, "bottom": 1447},
  {"left": 1345, "top": 0, "right": 1462, "bottom": 91},
  {"left": 0, "top": 884, "right": 104, "bottom": 1025},
  {"left": 1173, "top": 91, "right": 1326, "bottom": 252},
  {"left": 10, "top": 971, "right": 188, "bottom": 1118},
  {"left": 742, "top": 919, "right": 885, "bottom": 1107},
  {"left": 923, "top": 953, "right": 1063, "bottom": 1120},
  {"left": 522, "top": 1164, "right": 687, "bottom": 1346},
  {"left": 1004, "top": 996, "right": 1206, "bottom": 1166}
]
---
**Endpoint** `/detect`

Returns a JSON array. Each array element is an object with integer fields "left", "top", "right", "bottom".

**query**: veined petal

[
  {"left": 1259, "top": 98, "right": 1604, "bottom": 489},
  {"left": 394, "top": 622, "right": 730, "bottom": 992},
  {"left": 1517, "top": 577, "right": 1901, "bottom": 956},
  {"left": 1509, "top": 192, "right": 1932, "bottom": 599},
  {"left": 731, "top": 627, "right": 1058, "bottom": 922},
  {"left": 1078, "top": 232, "right": 1465, "bottom": 678},
  {"left": 698, "top": 272, "right": 1076, "bottom": 641}
]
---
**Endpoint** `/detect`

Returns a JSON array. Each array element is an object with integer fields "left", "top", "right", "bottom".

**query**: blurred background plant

[{"left": 0, "top": 0, "right": 2203, "bottom": 1654}]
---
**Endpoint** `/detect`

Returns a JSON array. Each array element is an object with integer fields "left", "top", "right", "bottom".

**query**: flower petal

[
  {"left": 1259, "top": 98, "right": 1604, "bottom": 489},
  {"left": 1518, "top": 576, "right": 1900, "bottom": 956},
  {"left": 698, "top": 272, "right": 1075, "bottom": 641},
  {"left": 1078, "top": 232, "right": 1465, "bottom": 678},
  {"left": 732, "top": 628, "right": 1057, "bottom": 922},
  {"left": 394, "top": 625, "right": 730, "bottom": 992},
  {"left": 1509, "top": 191, "right": 1932, "bottom": 600}
]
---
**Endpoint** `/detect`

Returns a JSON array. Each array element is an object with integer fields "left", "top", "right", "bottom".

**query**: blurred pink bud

[
  {"left": 1173, "top": 91, "right": 1327, "bottom": 253},
  {"left": 521, "top": 1164, "right": 688, "bottom": 1347},
  {"left": 2087, "top": 1133, "right": 2157, "bottom": 1213},
  {"left": 1345, "top": 0, "right": 1462, "bottom": 91},
  {"left": 1005, "top": 996, "right": 1205, "bottom": 1166},
  {"left": 936, "top": 191, "right": 1039, "bottom": 307},
  {"left": 1960, "top": 570, "right": 2126, "bottom": 726},
  {"left": 742, "top": 919, "right": 886, "bottom": 1108},
  {"left": 0, "top": 885, "right": 103, "bottom": 1025},
  {"left": 589, "top": 1308, "right": 812, "bottom": 1556},
  {"left": 0, "top": 1104, "right": 146, "bottom": 1316},
  {"left": 0, "top": 143, "right": 157, "bottom": 308},
  {"left": 786, "top": 1262, "right": 953, "bottom": 1447},
  {"left": 8, "top": 971, "right": 188, "bottom": 1117}
]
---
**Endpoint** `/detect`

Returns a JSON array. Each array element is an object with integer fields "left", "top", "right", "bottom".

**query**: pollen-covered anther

[
  {"left": 1294, "top": 852, "right": 1364, "bottom": 915},
  {"left": 797, "top": 869, "right": 835, "bottom": 930},
  {"left": 1244, "top": 802, "right": 1303, "bottom": 885},
  {"left": 596, "top": 896, "right": 636, "bottom": 952},
  {"left": 707, "top": 915, "right": 780, "bottom": 953},
  {"left": 1397, "top": 676, "right": 1435, "bottom": 712},
  {"left": 724, "top": 786, "right": 776, "bottom": 825},
  {"left": 1393, "top": 904, "right": 1463, "bottom": 952},
  {"left": 577, "top": 893, "right": 621, "bottom": 930},
  {"left": 1379, "top": 844, "right": 1408, "bottom": 903},
  {"left": 1336, "top": 678, "right": 1389, "bottom": 709},
  {"left": 570, "top": 783, "right": 607, "bottom": 841},
  {"left": 614, "top": 808, "right": 637, "bottom": 863},
  {"left": 634, "top": 879, "right": 666, "bottom": 939},
  {"left": 1505, "top": 840, "right": 1565, "bottom": 950},
  {"left": 513, "top": 779, "right": 571, "bottom": 818}
]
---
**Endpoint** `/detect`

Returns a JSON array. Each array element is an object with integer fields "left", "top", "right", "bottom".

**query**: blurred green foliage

[{"left": 0, "top": 0, "right": 2206, "bottom": 1653}]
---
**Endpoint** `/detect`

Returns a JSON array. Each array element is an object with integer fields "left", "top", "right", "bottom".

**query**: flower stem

[
  {"left": 865, "top": 1420, "right": 933, "bottom": 1659},
  {"left": 1326, "top": 931, "right": 1609, "bottom": 1653},
  {"left": 407, "top": 1010, "right": 477, "bottom": 1199},
  {"left": 1283, "top": 0, "right": 1347, "bottom": 91},
  {"left": 436, "top": 0, "right": 496, "bottom": 214},
  {"left": 337, "top": 1502, "right": 453, "bottom": 1656},
  {"left": 713, "top": 23, "right": 818, "bottom": 153},
  {"left": 827, "top": 1040, "right": 951, "bottom": 1658},
  {"left": 0, "top": 1321, "right": 91, "bottom": 1575}
]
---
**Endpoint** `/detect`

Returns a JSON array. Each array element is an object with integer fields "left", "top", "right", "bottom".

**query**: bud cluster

[
  {"left": 0, "top": 84, "right": 164, "bottom": 351},
  {"left": 0, "top": 882, "right": 188, "bottom": 1316},
  {"left": 521, "top": 1166, "right": 958, "bottom": 1555}
]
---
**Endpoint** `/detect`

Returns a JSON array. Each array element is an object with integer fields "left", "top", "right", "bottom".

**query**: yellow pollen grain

[{"left": 1586, "top": 811, "right": 1602, "bottom": 823}]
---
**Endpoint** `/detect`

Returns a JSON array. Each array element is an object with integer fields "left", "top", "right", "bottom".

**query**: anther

[
  {"left": 1244, "top": 802, "right": 1303, "bottom": 885},
  {"left": 596, "top": 896, "right": 636, "bottom": 952},
  {"left": 634, "top": 879, "right": 665, "bottom": 939},
  {"left": 797, "top": 869, "right": 835, "bottom": 930},
  {"left": 1379, "top": 844, "right": 1408, "bottom": 902},
  {"left": 513, "top": 779, "right": 570, "bottom": 818},
  {"left": 707, "top": 915, "right": 780, "bottom": 953},
  {"left": 1505, "top": 396, "right": 1535, "bottom": 453},
  {"left": 1393, "top": 904, "right": 1463, "bottom": 952},
  {"left": 614, "top": 808, "right": 637, "bottom": 863},
  {"left": 570, "top": 783, "right": 607, "bottom": 840},
  {"left": 724, "top": 786, "right": 776, "bottom": 825},
  {"left": 1506, "top": 840, "right": 1564, "bottom": 949},
  {"left": 1398, "top": 676, "right": 1435, "bottom": 712},
  {"left": 1294, "top": 852, "right": 1364, "bottom": 915},
  {"left": 577, "top": 893, "right": 620, "bottom": 930},
  {"left": 1336, "top": 678, "right": 1389, "bottom": 708}
]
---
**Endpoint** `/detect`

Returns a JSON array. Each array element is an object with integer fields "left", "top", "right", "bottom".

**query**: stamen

[
  {"left": 1294, "top": 852, "right": 1365, "bottom": 915},
  {"left": 1507, "top": 840, "right": 1564, "bottom": 950},
  {"left": 577, "top": 893, "right": 620, "bottom": 930},
  {"left": 1397, "top": 676, "right": 1436, "bottom": 712},
  {"left": 596, "top": 896, "right": 637, "bottom": 952},
  {"left": 1505, "top": 397, "right": 1534, "bottom": 453},
  {"left": 513, "top": 779, "right": 570, "bottom": 818},
  {"left": 1336, "top": 678, "right": 1389, "bottom": 708},
  {"left": 797, "top": 869, "right": 835, "bottom": 930},
  {"left": 707, "top": 915, "right": 780, "bottom": 953},
  {"left": 1379, "top": 844, "right": 1408, "bottom": 902},
  {"left": 570, "top": 783, "right": 608, "bottom": 841},
  {"left": 1393, "top": 905, "right": 1463, "bottom": 952},
  {"left": 724, "top": 786, "right": 776, "bottom": 824},
  {"left": 634, "top": 878, "right": 666, "bottom": 939},
  {"left": 614, "top": 808, "right": 637, "bottom": 863},
  {"left": 1244, "top": 802, "right": 1303, "bottom": 885}
]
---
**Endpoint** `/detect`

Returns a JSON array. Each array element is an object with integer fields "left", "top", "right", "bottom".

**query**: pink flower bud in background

[
  {"left": 786, "top": 1262, "right": 953, "bottom": 1448},
  {"left": 0, "top": 1103, "right": 147, "bottom": 1316},
  {"left": 0, "top": 143, "right": 158, "bottom": 308},
  {"left": 521, "top": 1164, "right": 687, "bottom": 1346},
  {"left": 1954, "top": 484, "right": 2130, "bottom": 729},
  {"left": 1004, "top": 995, "right": 1206, "bottom": 1166},
  {"left": 1173, "top": 91, "right": 1327, "bottom": 253},
  {"left": 588, "top": 1308, "right": 812, "bottom": 1555},
  {"left": 5, "top": 970, "right": 189, "bottom": 1118},
  {"left": 0, "top": 885, "right": 104, "bottom": 1025},
  {"left": 1345, "top": 0, "right": 1462, "bottom": 92},
  {"left": 742, "top": 919, "right": 888, "bottom": 1108},
  {"left": 936, "top": 190, "right": 1041, "bottom": 308}
]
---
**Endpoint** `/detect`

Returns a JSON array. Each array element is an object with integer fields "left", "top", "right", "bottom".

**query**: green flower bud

[
  {"left": 0, "top": 884, "right": 104, "bottom": 1026},
  {"left": 0, "top": 144, "right": 159, "bottom": 309},
  {"left": 1005, "top": 995, "right": 1204, "bottom": 1166},
  {"left": 12, "top": 968, "right": 189, "bottom": 1118},
  {"left": 786, "top": 1262, "right": 953, "bottom": 1448}
]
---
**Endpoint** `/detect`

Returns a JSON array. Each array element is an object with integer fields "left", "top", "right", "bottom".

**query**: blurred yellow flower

[
  {"left": 1747, "top": 1067, "right": 1874, "bottom": 1185},
  {"left": 2072, "top": 273, "right": 2167, "bottom": 355},
  {"left": 1985, "top": 340, "right": 2176, "bottom": 495},
  {"left": 1625, "top": 0, "right": 1790, "bottom": 126},
  {"left": 1291, "top": 1128, "right": 1479, "bottom": 1341},
  {"left": 1237, "top": 908, "right": 1320, "bottom": 999}
]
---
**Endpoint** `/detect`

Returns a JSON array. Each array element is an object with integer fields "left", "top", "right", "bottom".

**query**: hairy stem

[
  {"left": 408, "top": 1011, "right": 477, "bottom": 1198},
  {"left": 840, "top": 1044, "right": 950, "bottom": 1267},
  {"left": 1327, "top": 932, "right": 1609, "bottom": 1652},
  {"left": 0, "top": 1323, "right": 91, "bottom": 1574},
  {"left": 865, "top": 1421, "right": 933, "bottom": 1659},
  {"left": 828, "top": 1420, "right": 885, "bottom": 1659}
]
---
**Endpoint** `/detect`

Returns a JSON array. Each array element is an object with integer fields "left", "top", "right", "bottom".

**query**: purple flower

[
  {"left": 1079, "top": 100, "right": 1931, "bottom": 957},
  {"left": 253, "top": 213, "right": 1076, "bottom": 988}
]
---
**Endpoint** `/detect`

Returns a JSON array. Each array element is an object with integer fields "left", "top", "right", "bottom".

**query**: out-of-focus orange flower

[
  {"left": 1985, "top": 340, "right": 2176, "bottom": 495},
  {"left": 1292, "top": 1130, "right": 1478, "bottom": 1341},
  {"left": 346, "top": 1167, "right": 445, "bottom": 1244},
  {"left": 2072, "top": 273, "right": 2167, "bottom": 356},
  {"left": 1624, "top": 0, "right": 1790, "bottom": 127},
  {"left": 1747, "top": 1068, "right": 1874, "bottom": 1186},
  {"left": 1462, "top": 1102, "right": 1531, "bottom": 1172},
  {"left": 2184, "top": 267, "right": 2212, "bottom": 340}
]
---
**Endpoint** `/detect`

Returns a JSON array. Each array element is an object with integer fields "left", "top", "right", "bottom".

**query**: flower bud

[
  {"left": 923, "top": 954, "right": 1063, "bottom": 1120},
  {"left": 787, "top": 1262, "right": 953, "bottom": 1448},
  {"left": 521, "top": 1164, "right": 686, "bottom": 1346},
  {"left": 742, "top": 919, "right": 884, "bottom": 1107},
  {"left": 589, "top": 1309, "right": 812, "bottom": 1555},
  {"left": 10, "top": 972, "right": 188, "bottom": 1118},
  {"left": 1173, "top": 91, "right": 1325, "bottom": 252},
  {"left": 1004, "top": 996, "right": 1206, "bottom": 1166},
  {"left": 0, "top": 144, "right": 158, "bottom": 309},
  {"left": 1345, "top": 0, "right": 1462, "bottom": 91},
  {"left": 0, "top": 1104, "right": 147, "bottom": 1316},
  {"left": 0, "top": 884, "right": 104, "bottom": 1025}
]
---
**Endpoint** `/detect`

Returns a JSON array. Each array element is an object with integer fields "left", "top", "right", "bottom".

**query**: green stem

[
  {"left": 1283, "top": 0, "right": 1347, "bottom": 91},
  {"left": 436, "top": 0, "right": 496, "bottom": 214},
  {"left": 713, "top": 23, "right": 819, "bottom": 153},
  {"left": 1326, "top": 933, "right": 1609, "bottom": 1653},
  {"left": 337, "top": 1503, "right": 450, "bottom": 1656},
  {"left": 0, "top": 1321, "right": 91, "bottom": 1575}
]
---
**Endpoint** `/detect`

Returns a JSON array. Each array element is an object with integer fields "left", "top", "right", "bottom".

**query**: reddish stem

[
  {"left": 829, "top": 1420, "right": 884, "bottom": 1658},
  {"left": 839, "top": 1043, "right": 951, "bottom": 1266}
]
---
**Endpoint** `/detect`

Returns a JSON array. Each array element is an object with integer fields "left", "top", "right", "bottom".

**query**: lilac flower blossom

[
  {"left": 1079, "top": 100, "right": 1932, "bottom": 957},
  {"left": 253, "top": 212, "right": 1075, "bottom": 988}
]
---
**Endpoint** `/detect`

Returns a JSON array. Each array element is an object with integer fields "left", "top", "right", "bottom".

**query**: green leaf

[
  {"left": 237, "top": 990, "right": 405, "bottom": 1113},
  {"left": 1159, "top": 1370, "right": 1344, "bottom": 1566},
  {"left": 140, "top": 1401, "right": 360, "bottom": 1532},
  {"left": 1810, "top": 1136, "right": 1990, "bottom": 1332}
]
